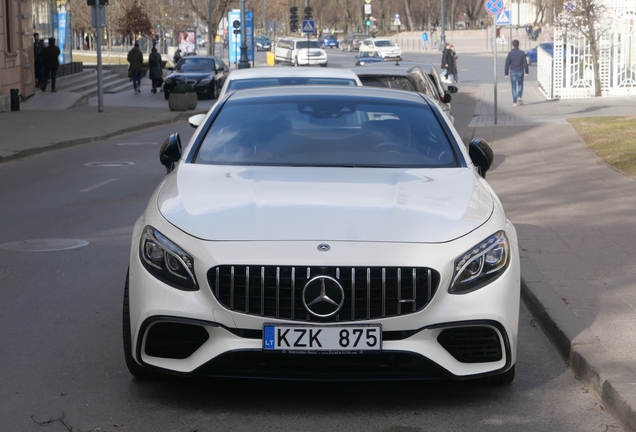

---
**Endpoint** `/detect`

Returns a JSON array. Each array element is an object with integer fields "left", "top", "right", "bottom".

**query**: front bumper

[{"left": 127, "top": 217, "right": 520, "bottom": 380}]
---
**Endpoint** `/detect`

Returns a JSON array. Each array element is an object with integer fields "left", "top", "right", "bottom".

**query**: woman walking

[
  {"left": 127, "top": 42, "right": 144, "bottom": 94},
  {"left": 148, "top": 47, "right": 163, "bottom": 93}
]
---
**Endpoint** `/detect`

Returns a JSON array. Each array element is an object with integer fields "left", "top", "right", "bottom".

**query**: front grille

[
  {"left": 437, "top": 326, "right": 502, "bottom": 363},
  {"left": 193, "top": 350, "right": 447, "bottom": 380},
  {"left": 207, "top": 265, "right": 439, "bottom": 322}
]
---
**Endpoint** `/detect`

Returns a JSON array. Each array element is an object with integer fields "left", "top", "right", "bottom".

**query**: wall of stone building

[{"left": 0, "top": 0, "right": 36, "bottom": 111}]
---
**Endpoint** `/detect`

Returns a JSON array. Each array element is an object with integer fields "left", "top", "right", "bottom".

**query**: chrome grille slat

[{"left": 209, "top": 265, "right": 440, "bottom": 322}]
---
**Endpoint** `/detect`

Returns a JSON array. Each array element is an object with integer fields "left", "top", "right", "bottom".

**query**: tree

[
  {"left": 118, "top": 1, "right": 152, "bottom": 43},
  {"left": 556, "top": 0, "right": 608, "bottom": 96}
]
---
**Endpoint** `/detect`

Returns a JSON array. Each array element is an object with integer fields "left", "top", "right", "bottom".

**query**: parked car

[
  {"left": 355, "top": 51, "right": 384, "bottom": 66},
  {"left": 255, "top": 35, "right": 272, "bottom": 51},
  {"left": 319, "top": 34, "right": 339, "bottom": 48},
  {"left": 274, "top": 37, "right": 328, "bottom": 67},
  {"left": 124, "top": 85, "right": 520, "bottom": 383},
  {"left": 353, "top": 64, "right": 458, "bottom": 124},
  {"left": 525, "top": 42, "right": 578, "bottom": 65},
  {"left": 359, "top": 38, "right": 403, "bottom": 60},
  {"left": 339, "top": 33, "right": 367, "bottom": 52},
  {"left": 163, "top": 56, "right": 229, "bottom": 99},
  {"left": 218, "top": 67, "right": 361, "bottom": 99},
  {"left": 525, "top": 42, "right": 553, "bottom": 65}
]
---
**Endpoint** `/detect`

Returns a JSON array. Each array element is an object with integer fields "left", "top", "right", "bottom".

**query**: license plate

[{"left": 263, "top": 325, "right": 382, "bottom": 353}]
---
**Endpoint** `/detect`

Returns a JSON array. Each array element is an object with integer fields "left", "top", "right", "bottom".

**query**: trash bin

[
  {"left": 266, "top": 51, "right": 275, "bottom": 66},
  {"left": 10, "top": 88, "right": 19, "bottom": 111}
]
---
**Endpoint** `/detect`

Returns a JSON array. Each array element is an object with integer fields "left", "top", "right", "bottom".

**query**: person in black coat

[
  {"left": 148, "top": 47, "right": 163, "bottom": 93},
  {"left": 33, "top": 33, "right": 45, "bottom": 89},
  {"left": 41, "top": 38, "right": 61, "bottom": 92}
]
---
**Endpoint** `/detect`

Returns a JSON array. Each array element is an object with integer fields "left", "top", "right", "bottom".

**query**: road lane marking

[{"left": 81, "top": 178, "right": 119, "bottom": 192}]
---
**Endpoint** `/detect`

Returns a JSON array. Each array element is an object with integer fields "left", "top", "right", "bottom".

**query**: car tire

[
  {"left": 526, "top": 55, "right": 532, "bottom": 66},
  {"left": 321, "top": 62, "right": 327, "bottom": 67},
  {"left": 122, "top": 271, "right": 164, "bottom": 379},
  {"left": 212, "top": 82, "right": 219, "bottom": 99},
  {"left": 490, "top": 365, "right": 515, "bottom": 385},
  {"left": 294, "top": 57, "right": 299, "bottom": 67}
]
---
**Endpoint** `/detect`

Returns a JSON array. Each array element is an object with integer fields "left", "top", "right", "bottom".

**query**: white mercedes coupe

[{"left": 124, "top": 85, "right": 520, "bottom": 383}]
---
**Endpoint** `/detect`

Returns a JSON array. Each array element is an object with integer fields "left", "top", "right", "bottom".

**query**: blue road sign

[
  {"left": 496, "top": 10, "right": 511, "bottom": 25},
  {"left": 485, "top": 0, "right": 504, "bottom": 15},
  {"left": 302, "top": 19, "right": 315, "bottom": 33}
]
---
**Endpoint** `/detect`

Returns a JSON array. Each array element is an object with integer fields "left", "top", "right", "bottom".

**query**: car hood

[
  {"left": 167, "top": 71, "right": 214, "bottom": 80},
  {"left": 157, "top": 166, "right": 493, "bottom": 243}
]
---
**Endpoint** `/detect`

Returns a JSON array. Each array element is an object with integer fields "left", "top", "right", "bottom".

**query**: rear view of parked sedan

[{"left": 124, "top": 85, "right": 520, "bottom": 383}]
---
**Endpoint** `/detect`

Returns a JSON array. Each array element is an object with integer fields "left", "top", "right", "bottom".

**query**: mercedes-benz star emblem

[
  {"left": 317, "top": 243, "right": 330, "bottom": 252},
  {"left": 302, "top": 275, "right": 344, "bottom": 318}
]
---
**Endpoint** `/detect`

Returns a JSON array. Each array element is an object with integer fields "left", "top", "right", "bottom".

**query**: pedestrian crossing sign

[
  {"left": 496, "top": 10, "right": 511, "bottom": 25},
  {"left": 302, "top": 19, "right": 315, "bottom": 33}
]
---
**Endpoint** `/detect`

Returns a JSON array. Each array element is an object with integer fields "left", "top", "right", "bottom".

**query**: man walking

[
  {"left": 504, "top": 39, "right": 529, "bottom": 106},
  {"left": 421, "top": 30, "right": 428, "bottom": 50},
  {"left": 127, "top": 42, "right": 144, "bottom": 94},
  {"left": 33, "top": 33, "right": 45, "bottom": 89},
  {"left": 41, "top": 38, "right": 60, "bottom": 92}
]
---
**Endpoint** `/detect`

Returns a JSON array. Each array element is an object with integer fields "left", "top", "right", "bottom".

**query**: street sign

[
  {"left": 485, "top": 0, "right": 505, "bottom": 15},
  {"left": 302, "top": 19, "right": 315, "bottom": 33},
  {"left": 364, "top": 4, "right": 371, "bottom": 14},
  {"left": 495, "top": 10, "right": 511, "bottom": 25}
]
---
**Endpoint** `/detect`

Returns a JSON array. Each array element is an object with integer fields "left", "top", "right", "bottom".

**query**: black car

[
  {"left": 163, "top": 56, "right": 229, "bottom": 100},
  {"left": 255, "top": 35, "right": 272, "bottom": 51},
  {"left": 339, "top": 33, "right": 367, "bottom": 52},
  {"left": 353, "top": 64, "right": 458, "bottom": 124}
]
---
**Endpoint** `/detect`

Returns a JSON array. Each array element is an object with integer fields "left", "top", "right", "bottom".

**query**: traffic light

[
  {"left": 290, "top": 6, "right": 298, "bottom": 32},
  {"left": 366, "top": 15, "right": 371, "bottom": 27},
  {"left": 304, "top": 6, "right": 313, "bottom": 20}
]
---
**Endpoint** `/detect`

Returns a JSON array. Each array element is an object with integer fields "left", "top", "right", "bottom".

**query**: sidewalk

[{"left": 1, "top": 55, "right": 636, "bottom": 430}]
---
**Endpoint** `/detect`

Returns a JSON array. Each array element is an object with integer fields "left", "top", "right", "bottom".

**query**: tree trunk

[{"left": 404, "top": 0, "right": 414, "bottom": 31}]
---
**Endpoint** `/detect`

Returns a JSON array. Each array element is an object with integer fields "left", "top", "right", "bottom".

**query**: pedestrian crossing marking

[{"left": 496, "top": 11, "right": 511, "bottom": 25}]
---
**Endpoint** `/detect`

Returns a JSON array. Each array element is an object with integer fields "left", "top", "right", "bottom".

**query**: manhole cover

[
  {"left": 0, "top": 239, "right": 89, "bottom": 252},
  {"left": 115, "top": 142, "right": 158, "bottom": 146},
  {"left": 84, "top": 161, "right": 135, "bottom": 167}
]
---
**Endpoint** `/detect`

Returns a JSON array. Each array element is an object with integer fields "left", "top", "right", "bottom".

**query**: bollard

[{"left": 10, "top": 88, "right": 20, "bottom": 111}]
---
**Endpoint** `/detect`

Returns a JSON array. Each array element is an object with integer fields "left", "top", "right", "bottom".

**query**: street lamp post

[
  {"left": 208, "top": 0, "right": 213, "bottom": 56},
  {"left": 440, "top": 0, "right": 446, "bottom": 50},
  {"left": 238, "top": 0, "right": 250, "bottom": 68}
]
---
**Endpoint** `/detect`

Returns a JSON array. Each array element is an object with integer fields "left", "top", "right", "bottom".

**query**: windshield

[
  {"left": 375, "top": 40, "right": 396, "bottom": 47},
  {"left": 194, "top": 95, "right": 457, "bottom": 168},
  {"left": 358, "top": 76, "right": 415, "bottom": 91},
  {"left": 177, "top": 58, "right": 215, "bottom": 71},
  {"left": 296, "top": 41, "right": 321, "bottom": 49},
  {"left": 227, "top": 78, "right": 358, "bottom": 92}
]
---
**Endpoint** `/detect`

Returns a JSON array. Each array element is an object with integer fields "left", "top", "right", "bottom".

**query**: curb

[
  {"left": 0, "top": 109, "right": 205, "bottom": 164},
  {"left": 520, "top": 252, "right": 636, "bottom": 431}
]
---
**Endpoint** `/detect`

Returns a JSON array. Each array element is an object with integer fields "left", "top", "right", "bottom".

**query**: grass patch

[{"left": 568, "top": 116, "right": 636, "bottom": 176}]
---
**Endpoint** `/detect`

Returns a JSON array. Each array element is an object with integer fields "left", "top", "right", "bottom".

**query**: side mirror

[
  {"left": 188, "top": 113, "right": 206, "bottom": 128},
  {"left": 468, "top": 138, "right": 494, "bottom": 178},
  {"left": 447, "top": 85, "right": 458, "bottom": 93},
  {"left": 159, "top": 133, "right": 182, "bottom": 174},
  {"left": 442, "top": 91, "right": 453, "bottom": 104}
]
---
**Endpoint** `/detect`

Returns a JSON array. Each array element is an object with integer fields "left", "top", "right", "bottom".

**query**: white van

[{"left": 274, "top": 38, "right": 328, "bottom": 67}]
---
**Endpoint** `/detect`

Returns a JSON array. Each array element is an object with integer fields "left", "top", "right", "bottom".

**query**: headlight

[
  {"left": 139, "top": 226, "right": 198, "bottom": 291},
  {"left": 199, "top": 77, "right": 213, "bottom": 84},
  {"left": 449, "top": 231, "right": 510, "bottom": 294},
  {"left": 164, "top": 78, "right": 173, "bottom": 84}
]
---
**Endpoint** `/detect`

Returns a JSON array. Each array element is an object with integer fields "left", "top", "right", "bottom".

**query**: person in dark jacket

[
  {"left": 127, "top": 42, "right": 144, "bottom": 94},
  {"left": 41, "top": 38, "right": 61, "bottom": 92},
  {"left": 504, "top": 39, "right": 529, "bottom": 106},
  {"left": 440, "top": 43, "right": 452, "bottom": 82},
  {"left": 33, "top": 33, "right": 45, "bottom": 89},
  {"left": 148, "top": 47, "right": 163, "bottom": 93},
  {"left": 447, "top": 45, "right": 458, "bottom": 83}
]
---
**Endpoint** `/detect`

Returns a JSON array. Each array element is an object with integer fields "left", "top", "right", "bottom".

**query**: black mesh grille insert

[
  {"left": 207, "top": 265, "right": 440, "bottom": 322},
  {"left": 145, "top": 322, "right": 209, "bottom": 359},
  {"left": 437, "top": 326, "right": 502, "bottom": 363}
]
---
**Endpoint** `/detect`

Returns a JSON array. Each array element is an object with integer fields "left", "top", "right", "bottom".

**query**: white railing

[{"left": 537, "top": 46, "right": 554, "bottom": 99}]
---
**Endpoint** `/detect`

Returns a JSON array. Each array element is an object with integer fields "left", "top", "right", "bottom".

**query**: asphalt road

[{"left": 0, "top": 59, "right": 624, "bottom": 432}]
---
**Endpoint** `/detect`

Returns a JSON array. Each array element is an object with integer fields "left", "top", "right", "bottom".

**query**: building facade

[{"left": 1, "top": 0, "right": 36, "bottom": 110}]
